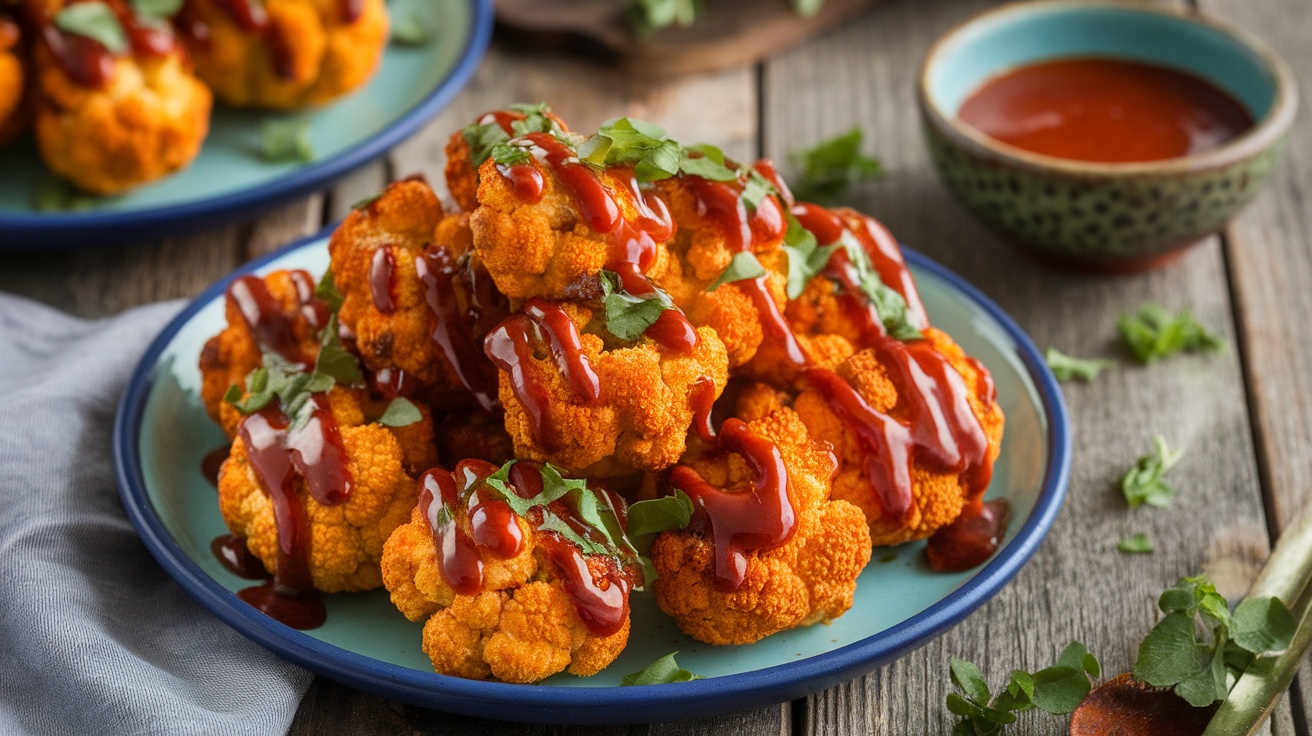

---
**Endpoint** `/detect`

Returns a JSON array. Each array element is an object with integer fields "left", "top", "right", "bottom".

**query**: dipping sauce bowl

[{"left": 918, "top": 0, "right": 1297, "bottom": 273}]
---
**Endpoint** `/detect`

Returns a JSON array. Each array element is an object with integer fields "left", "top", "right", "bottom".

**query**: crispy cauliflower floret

[
  {"left": 199, "top": 268, "right": 328, "bottom": 437},
  {"left": 32, "top": 11, "right": 211, "bottom": 194},
  {"left": 218, "top": 388, "right": 430, "bottom": 592},
  {"left": 330, "top": 177, "right": 508, "bottom": 411},
  {"left": 0, "top": 16, "right": 25, "bottom": 146},
  {"left": 651, "top": 408, "right": 871, "bottom": 645},
  {"left": 178, "top": 0, "right": 387, "bottom": 108},
  {"left": 793, "top": 328, "right": 1004, "bottom": 546},
  {"left": 380, "top": 462, "right": 634, "bottom": 682},
  {"left": 489, "top": 301, "right": 729, "bottom": 477}
]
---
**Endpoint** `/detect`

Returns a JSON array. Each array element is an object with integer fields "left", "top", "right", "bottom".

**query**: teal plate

[
  {"left": 0, "top": 0, "right": 491, "bottom": 249},
  {"left": 113, "top": 229, "right": 1071, "bottom": 724}
]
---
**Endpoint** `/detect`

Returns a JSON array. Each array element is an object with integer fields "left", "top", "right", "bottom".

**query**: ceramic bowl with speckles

[{"left": 917, "top": 0, "right": 1297, "bottom": 273}]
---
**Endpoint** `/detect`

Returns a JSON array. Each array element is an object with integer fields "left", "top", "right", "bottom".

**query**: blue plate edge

[
  {"left": 1, "top": 0, "right": 493, "bottom": 249},
  {"left": 111, "top": 229, "right": 1073, "bottom": 725}
]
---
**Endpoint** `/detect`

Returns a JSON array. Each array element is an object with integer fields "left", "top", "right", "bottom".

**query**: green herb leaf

[
  {"left": 55, "top": 2, "right": 128, "bottom": 54},
  {"left": 947, "top": 643, "right": 1098, "bottom": 733},
  {"left": 490, "top": 141, "right": 533, "bottom": 167},
  {"left": 350, "top": 191, "right": 383, "bottom": 212},
  {"left": 950, "top": 658, "right": 991, "bottom": 703},
  {"left": 1029, "top": 665, "right": 1093, "bottom": 715},
  {"left": 832, "top": 230, "right": 922, "bottom": 341},
  {"left": 32, "top": 174, "right": 104, "bottom": 212},
  {"left": 1118, "top": 533, "right": 1155, "bottom": 554},
  {"left": 1045, "top": 347, "right": 1115, "bottom": 382},
  {"left": 1120, "top": 436, "right": 1184, "bottom": 508},
  {"left": 707, "top": 251, "right": 767, "bottom": 291},
  {"left": 621, "top": 652, "right": 703, "bottom": 685},
  {"left": 377, "top": 397, "right": 422, "bottom": 428},
  {"left": 737, "top": 166, "right": 775, "bottom": 211},
  {"left": 129, "top": 0, "right": 183, "bottom": 21},
  {"left": 390, "top": 7, "right": 432, "bottom": 45},
  {"left": 313, "top": 315, "right": 363, "bottom": 386},
  {"left": 781, "top": 213, "right": 838, "bottom": 299},
  {"left": 600, "top": 270, "right": 674, "bottom": 342},
  {"left": 789, "top": 127, "right": 883, "bottom": 205},
  {"left": 1118, "top": 304, "right": 1225, "bottom": 364},
  {"left": 1230, "top": 597, "right": 1296, "bottom": 655},
  {"left": 679, "top": 145, "right": 738, "bottom": 181},
  {"left": 261, "top": 120, "right": 314, "bottom": 163},
  {"left": 625, "top": 489, "right": 694, "bottom": 540},
  {"left": 790, "top": 0, "right": 825, "bottom": 17},
  {"left": 315, "top": 269, "right": 344, "bottom": 314}
]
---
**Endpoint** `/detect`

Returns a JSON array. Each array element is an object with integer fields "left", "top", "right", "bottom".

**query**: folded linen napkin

[{"left": 0, "top": 293, "right": 313, "bottom": 736}]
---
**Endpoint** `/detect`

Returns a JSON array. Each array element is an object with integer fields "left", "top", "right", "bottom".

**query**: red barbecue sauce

[
  {"left": 417, "top": 248, "right": 505, "bottom": 412},
  {"left": 418, "top": 460, "right": 637, "bottom": 637},
  {"left": 958, "top": 57, "right": 1254, "bottom": 163},
  {"left": 670, "top": 418, "right": 795, "bottom": 592},
  {"left": 38, "top": 0, "right": 180, "bottom": 88},
  {"left": 209, "top": 0, "right": 298, "bottom": 80},
  {"left": 369, "top": 247, "right": 396, "bottom": 314},
  {"left": 926, "top": 499, "right": 1010, "bottom": 572}
]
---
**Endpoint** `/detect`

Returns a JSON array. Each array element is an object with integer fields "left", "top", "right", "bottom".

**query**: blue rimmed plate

[
  {"left": 0, "top": 0, "right": 491, "bottom": 249},
  {"left": 112, "top": 228, "right": 1070, "bottom": 724}
]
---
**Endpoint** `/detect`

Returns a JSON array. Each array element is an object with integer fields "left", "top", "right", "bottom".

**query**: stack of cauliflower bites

[{"left": 196, "top": 104, "right": 1006, "bottom": 683}]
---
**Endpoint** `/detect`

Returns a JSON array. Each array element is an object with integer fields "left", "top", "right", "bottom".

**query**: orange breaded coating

[
  {"left": 178, "top": 0, "right": 387, "bottom": 108},
  {"left": 218, "top": 388, "right": 429, "bottom": 593},
  {"left": 445, "top": 106, "right": 571, "bottom": 213},
  {"left": 32, "top": 20, "right": 211, "bottom": 194},
  {"left": 0, "top": 16, "right": 25, "bottom": 146},
  {"left": 380, "top": 463, "right": 633, "bottom": 682},
  {"left": 199, "top": 268, "right": 328, "bottom": 437},
  {"left": 651, "top": 408, "right": 871, "bottom": 645},
  {"left": 490, "top": 302, "right": 729, "bottom": 477},
  {"left": 793, "top": 328, "right": 1004, "bottom": 547}
]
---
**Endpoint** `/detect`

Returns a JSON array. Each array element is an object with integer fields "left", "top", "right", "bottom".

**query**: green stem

[{"left": 1201, "top": 500, "right": 1312, "bottom": 736}]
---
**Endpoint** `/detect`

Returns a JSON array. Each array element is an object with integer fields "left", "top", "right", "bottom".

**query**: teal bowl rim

[{"left": 917, "top": 0, "right": 1299, "bottom": 178}]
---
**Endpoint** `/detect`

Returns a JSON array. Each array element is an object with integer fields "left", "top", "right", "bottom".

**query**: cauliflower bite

[
  {"left": 0, "top": 16, "right": 26, "bottom": 146},
  {"left": 485, "top": 299, "right": 729, "bottom": 477},
  {"left": 381, "top": 460, "right": 641, "bottom": 682},
  {"left": 651, "top": 408, "right": 871, "bottom": 645},
  {"left": 445, "top": 105, "right": 571, "bottom": 213},
  {"left": 177, "top": 0, "right": 387, "bottom": 108},
  {"left": 32, "top": 2, "right": 211, "bottom": 193},
  {"left": 199, "top": 268, "right": 329, "bottom": 437},
  {"left": 218, "top": 386, "right": 433, "bottom": 593},
  {"left": 793, "top": 328, "right": 1004, "bottom": 547},
  {"left": 329, "top": 177, "right": 508, "bottom": 412}
]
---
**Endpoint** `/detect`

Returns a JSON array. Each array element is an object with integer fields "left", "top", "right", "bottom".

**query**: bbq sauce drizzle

[
  {"left": 36, "top": 0, "right": 180, "bottom": 88},
  {"left": 195, "top": 0, "right": 362, "bottom": 83},
  {"left": 216, "top": 272, "right": 352, "bottom": 630},
  {"left": 417, "top": 247, "right": 504, "bottom": 412},
  {"left": 418, "top": 460, "right": 638, "bottom": 637}
]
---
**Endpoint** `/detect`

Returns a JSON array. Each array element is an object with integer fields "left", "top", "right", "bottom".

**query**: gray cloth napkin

[{"left": 0, "top": 293, "right": 313, "bottom": 736}]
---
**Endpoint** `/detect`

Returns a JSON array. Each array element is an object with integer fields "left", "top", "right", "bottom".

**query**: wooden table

[{"left": 6, "top": 0, "right": 1310, "bottom": 732}]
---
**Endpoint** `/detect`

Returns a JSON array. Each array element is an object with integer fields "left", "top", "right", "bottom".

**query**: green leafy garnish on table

[
  {"left": 790, "top": 127, "right": 883, "bottom": 205},
  {"left": 55, "top": 2, "right": 127, "bottom": 54},
  {"left": 1133, "top": 577, "right": 1295, "bottom": 707},
  {"left": 947, "top": 642, "right": 1100, "bottom": 735},
  {"left": 1118, "top": 304, "right": 1225, "bottom": 364},
  {"left": 261, "top": 120, "right": 314, "bottom": 163},
  {"left": 1120, "top": 436, "right": 1184, "bottom": 509},
  {"left": 1045, "top": 347, "right": 1114, "bottom": 382},
  {"left": 1117, "top": 533, "right": 1154, "bottom": 554},
  {"left": 708, "top": 252, "right": 767, "bottom": 291},
  {"left": 622, "top": 652, "right": 703, "bottom": 685},
  {"left": 599, "top": 270, "right": 676, "bottom": 342}
]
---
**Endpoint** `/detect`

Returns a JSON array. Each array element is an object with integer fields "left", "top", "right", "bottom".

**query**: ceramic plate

[
  {"left": 0, "top": 0, "right": 491, "bottom": 249},
  {"left": 113, "top": 229, "right": 1071, "bottom": 725}
]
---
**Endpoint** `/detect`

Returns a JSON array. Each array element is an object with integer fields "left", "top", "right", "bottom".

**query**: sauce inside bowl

[{"left": 957, "top": 57, "right": 1254, "bottom": 163}]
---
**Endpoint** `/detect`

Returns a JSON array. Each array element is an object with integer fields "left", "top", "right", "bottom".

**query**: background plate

[
  {"left": 0, "top": 0, "right": 491, "bottom": 249},
  {"left": 113, "top": 228, "right": 1071, "bottom": 725}
]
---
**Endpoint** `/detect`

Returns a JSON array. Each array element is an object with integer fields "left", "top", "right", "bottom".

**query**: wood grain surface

[{"left": 3, "top": 0, "right": 1309, "bottom": 733}]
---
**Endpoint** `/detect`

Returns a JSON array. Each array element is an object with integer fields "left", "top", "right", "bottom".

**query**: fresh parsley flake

[
  {"left": 707, "top": 251, "right": 766, "bottom": 291},
  {"left": 315, "top": 270, "right": 344, "bottom": 315},
  {"left": 261, "top": 120, "right": 314, "bottom": 163},
  {"left": 1117, "top": 533, "right": 1154, "bottom": 554},
  {"left": 624, "top": 489, "right": 693, "bottom": 541},
  {"left": 627, "top": 0, "right": 701, "bottom": 35},
  {"left": 390, "top": 7, "right": 432, "bottom": 45},
  {"left": 622, "top": 652, "right": 703, "bottom": 685},
  {"left": 790, "top": 0, "right": 826, "bottom": 17},
  {"left": 376, "top": 397, "right": 422, "bottom": 427},
  {"left": 1118, "top": 304, "right": 1225, "bottom": 364},
  {"left": 129, "top": 0, "right": 182, "bottom": 21},
  {"left": 790, "top": 127, "right": 883, "bottom": 205},
  {"left": 947, "top": 642, "right": 1099, "bottom": 734},
  {"left": 599, "top": 270, "right": 674, "bottom": 342},
  {"left": 55, "top": 2, "right": 128, "bottom": 54},
  {"left": 1120, "top": 436, "right": 1184, "bottom": 508},
  {"left": 781, "top": 212, "right": 838, "bottom": 299},
  {"left": 32, "top": 174, "right": 104, "bottom": 212},
  {"left": 350, "top": 191, "right": 383, "bottom": 212},
  {"left": 1045, "top": 347, "right": 1115, "bottom": 382},
  {"left": 490, "top": 141, "right": 533, "bottom": 167}
]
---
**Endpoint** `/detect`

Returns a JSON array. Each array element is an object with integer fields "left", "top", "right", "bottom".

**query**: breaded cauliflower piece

[
  {"left": 218, "top": 387, "right": 430, "bottom": 592},
  {"left": 199, "top": 268, "right": 328, "bottom": 437},
  {"left": 487, "top": 300, "right": 729, "bottom": 477},
  {"left": 381, "top": 461, "right": 636, "bottom": 682},
  {"left": 330, "top": 177, "right": 508, "bottom": 411},
  {"left": 0, "top": 16, "right": 26, "bottom": 146},
  {"left": 32, "top": 7, "right": 211, "bottom": 193},
  {"left": 444, "top": 105, "right": 571, "bottom": 213},
  {"left": 793, "top": 328, "right": 1004, "bottom": 547},
  {"left": 651, "top": 408, "right": 871, "bottom": 645},
  {"left": 177, "top": 0, "right": 387, "bottom": 108}
]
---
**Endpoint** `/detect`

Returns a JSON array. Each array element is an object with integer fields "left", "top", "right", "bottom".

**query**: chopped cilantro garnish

[
  {"left": 790, "top": 127, "right": 883, "bottom": 205},
  {"left": 490, "top": 141, "right": 533, "bottom": 167},
  {"left": 781, "top": 213, "right": 838, "bottom": 299},
  {"left": 707, "top": 251, "right": 766, "bottom": 291},
  {"left": 1118, "top": 304, "right": 1225, "bottom": 364},
  {"left": 1120, "top": 435, "right": 1184, "bottom": 509},
  {"left": 461, "top": 104, "right": 563, "bottom": 168},
  {"left": 599, "top": 270, "right": 675, "bottom": 342},
  {"left": 947, "top": 642, "right": 1100, "bottom": 734},
  {"left": 579, "top": 117, "right": 738, "bottom": 183},
  {"left": 315, "top": 269, "right": 344, "bottom": 314},
  {"left": 624, "top": 490, "right": 694, "bottom": 541},
  {"left": 622, "top": 652, "right": 703, "bottom": 685},
  {"left": 261, "top": 120, "right": 314, "bottom": 164},
  {"left": 129, "top": 0, "right": 182, "bottom": 21},
  {"left": 1117, "top": 533, "right": 1154, "bottom": 554},
  {"left": 390, "top": 7, "right": 432, "bottom": 45},
  {"left": 1044, "top": 347, "right": 1115, "bottom": 382},
  {"left": 55, "top": 2, "right": 128, "bottom": 54},
  {"left": 790, "top": 0, "right": 825, "bottom": 18},
  {"left": 627, "top": 0, "right": 701, "bottom": 35},
  {"left": 376, "top": 397, "right": 422, "bottom": 427}
]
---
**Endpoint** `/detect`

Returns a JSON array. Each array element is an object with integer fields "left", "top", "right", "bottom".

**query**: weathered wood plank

[
  {"left": 1195, "top": 0, "right": 1312, "bottom": 728},
  {"left": 763, "top": 0, "right": 1284, "bottom": 733}
]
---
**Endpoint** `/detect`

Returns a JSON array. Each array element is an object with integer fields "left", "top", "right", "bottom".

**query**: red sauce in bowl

[{"left": 957, "top": 57, "right": 1254, "bottom": 163}]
